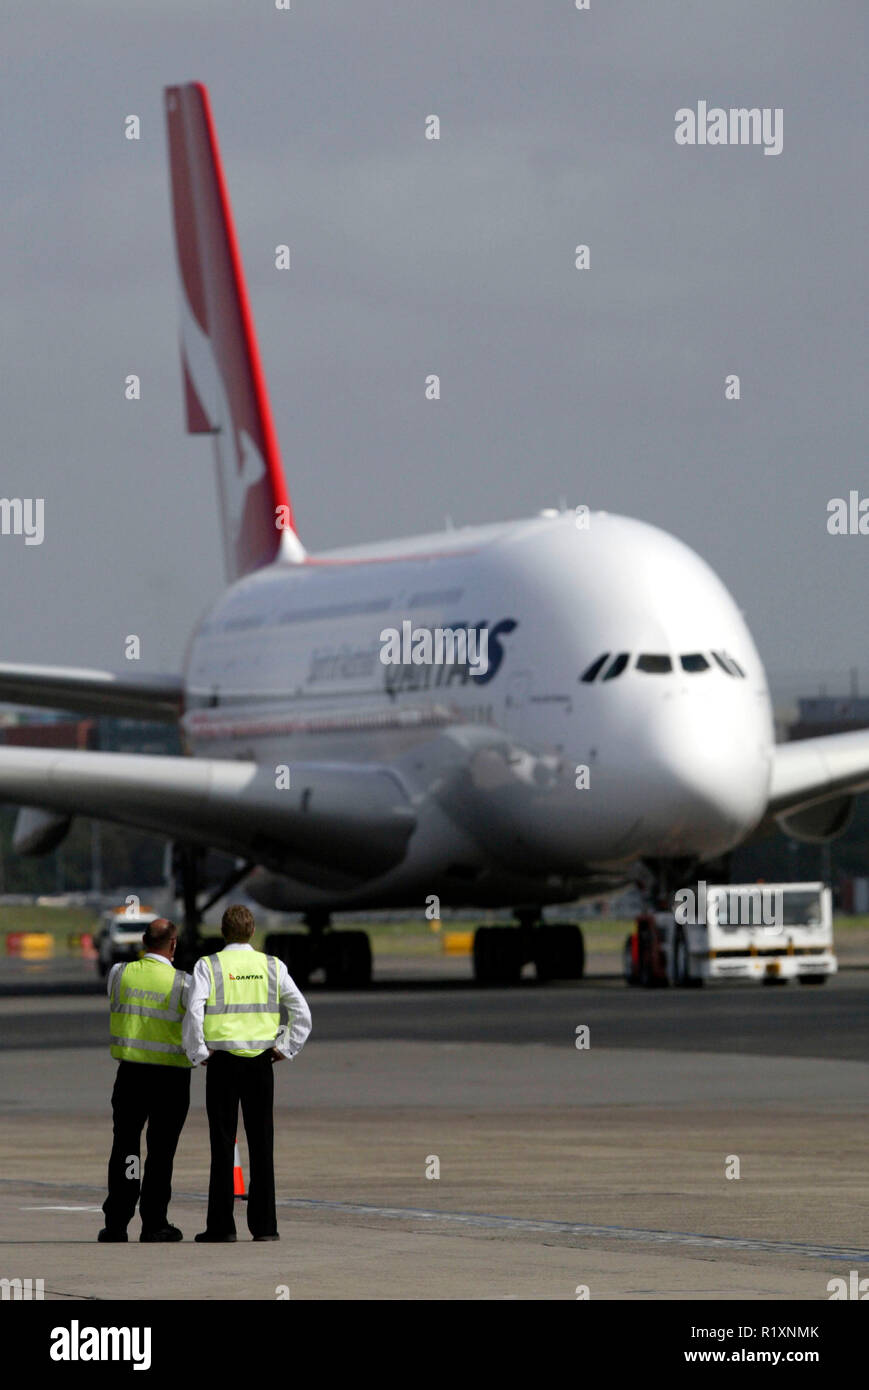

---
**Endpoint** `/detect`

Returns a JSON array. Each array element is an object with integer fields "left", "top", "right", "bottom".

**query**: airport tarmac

[{"left": 1, "top": 969, "right": 867, "bottom": 1300}]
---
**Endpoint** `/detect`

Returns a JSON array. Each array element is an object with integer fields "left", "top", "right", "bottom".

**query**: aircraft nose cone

[{"left": 642, "top": 697, "right": 771, "bottom": 855}]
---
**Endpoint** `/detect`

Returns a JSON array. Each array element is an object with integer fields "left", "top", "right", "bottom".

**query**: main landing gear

[
  {"left": 472, "top": 910, "right": 585, "bottom": 986},
  {"left": 264, "top": 912, "right": 372, "bottom": 990},
  {"left": 172, "top": 850, "right": 373, "bottom": 987}
]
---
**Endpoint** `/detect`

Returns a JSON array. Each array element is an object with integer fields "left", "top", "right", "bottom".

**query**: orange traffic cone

[{"left": 233, "top": 1138, "right": 246, "bottom": 1199}]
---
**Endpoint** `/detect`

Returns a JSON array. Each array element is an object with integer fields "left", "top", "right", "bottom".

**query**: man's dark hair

[
  {"left": 222, "top": 904, "right": 256, "bottom": 943},
  {"left": 142, "top": 918, "right": 178, "bottom": 952}
]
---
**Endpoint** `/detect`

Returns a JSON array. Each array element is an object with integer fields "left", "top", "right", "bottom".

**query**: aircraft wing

[
  {"left": 0, "top": 748, "right": 416, "bottom": 886},
  {"left": 767, "top": 729, "right": 869, "bottom": 814},
  {"left": 0, "top": 664, "right": 183, "bottom": 722}
]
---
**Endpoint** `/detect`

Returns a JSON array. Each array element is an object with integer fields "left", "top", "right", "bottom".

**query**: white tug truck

[
  {"left": 95, "top": 904, "right": 161, "bottom": 978},
  {"left": 623, "top": 881, "right": 837, "bottom": 988}
]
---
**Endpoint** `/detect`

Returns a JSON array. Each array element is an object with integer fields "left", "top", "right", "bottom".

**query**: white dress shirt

[{"left": 183, "top": 942, "right": 312, "bottom": 1066}]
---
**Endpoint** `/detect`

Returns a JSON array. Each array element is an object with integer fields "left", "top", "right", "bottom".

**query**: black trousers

[
  {"left": 103, "top": 1061, "right": 191, "bottom": 1234},
  {"left": 205, "top": 1049, "right": 277, "bottom": 1237}
]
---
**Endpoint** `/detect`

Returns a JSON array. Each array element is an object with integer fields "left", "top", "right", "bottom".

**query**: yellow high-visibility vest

[
  {"left": 110, "top": 957, "right": 190, "bottom": 1067},
  {"left": 203, "top": 950, "right": 280, "bottom": 1057}
]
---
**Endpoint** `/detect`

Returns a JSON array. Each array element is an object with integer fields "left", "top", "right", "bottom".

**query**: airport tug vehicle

[
  {"left": 623, "top": 882, "right": 837, "bottom": 987},
  {"left": 95, "top": 904, "right": 160, "bottom": 977}
]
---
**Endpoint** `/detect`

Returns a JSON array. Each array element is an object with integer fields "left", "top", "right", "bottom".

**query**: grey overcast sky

[{"left": 1, "top": 1, "right": 866, "bottom": 699}]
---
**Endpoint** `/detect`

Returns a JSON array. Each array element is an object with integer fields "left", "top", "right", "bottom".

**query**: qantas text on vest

[{"left": 49, "top": 1320, "right": 151, "bottom": 1371}]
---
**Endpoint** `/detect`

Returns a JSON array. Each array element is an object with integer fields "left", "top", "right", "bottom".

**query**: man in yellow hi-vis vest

[
  {"left": 100, "top": 918, "right": 192, "bottom": 1243},
  {"left": 184, "top": 903, "right": 312, "bottom": 1241}
]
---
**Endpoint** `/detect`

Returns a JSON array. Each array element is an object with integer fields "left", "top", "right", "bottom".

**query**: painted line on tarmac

[
  {"left": 6, "top": 1178, "right": 868, "bottom": 1262},
  {"left": 21, "top": 1204, "right": 103, "bottom": 1212},
  {"left": 274, "top": 1199, "right": 869, "bottom": 1261}
]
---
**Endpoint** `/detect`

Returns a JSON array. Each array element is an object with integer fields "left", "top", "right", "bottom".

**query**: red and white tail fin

[{"left": 164, "top": 82, "right": 305, "bottom": 579}]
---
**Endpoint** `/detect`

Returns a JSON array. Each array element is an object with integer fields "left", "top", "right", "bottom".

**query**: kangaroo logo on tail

[{"left": 165, "top": 82, "right": 304, "bottom": 579}]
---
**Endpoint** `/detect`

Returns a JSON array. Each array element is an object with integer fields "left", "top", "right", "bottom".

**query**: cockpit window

[
  {"left": 636, "top": 654, "right": 672, "bottom": 673},
  {"left": 583, "top": 648, "right": 744, "bottom": 682},
  {"left": 711, "top": 650, "right": 744, "bottom": 677},
  {"left": 580, "top": 653, "right": 610, "bottom": 683},
  {"left": 680, "top": 653, "right": 710, "bottom": 672},
  {"left": 602, "top": 653, "right": 630, "bottom": 681}
]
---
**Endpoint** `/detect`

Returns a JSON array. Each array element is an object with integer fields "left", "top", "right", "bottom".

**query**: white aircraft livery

[{"left": 0, "top": 82, "right": 867, "bottom": 983}]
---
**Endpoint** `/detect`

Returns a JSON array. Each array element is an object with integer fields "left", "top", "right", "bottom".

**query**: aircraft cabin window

[
  {"left": 580, "top": 653, "right": 610, "bottom": 683},
  {"left": 636, "top": 654, "right": 672, "bottom": 673},
  {"left": 680, "top": 653, "right": 710, "bottom": 672},
  {"left": 602, "top": 653, "right": 630, "bottom": 681}
]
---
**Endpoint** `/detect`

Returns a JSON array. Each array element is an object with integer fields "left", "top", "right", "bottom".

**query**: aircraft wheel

[
  {"left": 473, "top": 926, "right": 522, "bottom": 985},
  {"left": 264, "top": 932, "right": 311, "bottom": 988},
  {"left": 534, "top": 924, "right": 584, "bottom": 981},
  {"left": 324, "top": 930, "right": 372, "bottom": 988}
]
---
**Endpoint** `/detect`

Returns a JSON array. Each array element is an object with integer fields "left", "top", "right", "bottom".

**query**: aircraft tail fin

[{"left": 164, "top": 82, "right": 304, "bottom": 578}]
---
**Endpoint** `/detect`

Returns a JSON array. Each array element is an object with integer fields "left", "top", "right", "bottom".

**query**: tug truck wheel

[
  {"left": 638, "top": 930, "right": 665, "bottom": 988},
  {"left": 637, "top": 919, "right": 669, "bottom": 988},
  {"left": 534, "top": 924, "right": 585, "bottom": 981},
  {"left": 623, "top": 934, "right": 639, "bottom": 986},
  {"left": 798, "top": 974, "right": 828, "bottom": 985},
  {"left": 639, "top": 945, "right": 653, "bottom": 988},
  {"left": 474, "top": 926, "right": 522, "bottom": 985},
  {"left": 673, "top": 929, "right": 702, "bottom": 988},
  {"left": 324, "top": 930, "right": 372, "bottom": 988}
]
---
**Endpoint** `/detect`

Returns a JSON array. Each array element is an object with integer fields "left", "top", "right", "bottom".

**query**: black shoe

[
  {"left": 252, "top": 1233, "right": 280, "bottom": 1242},
  {"left": 195, "top": 1231, "right": 237, "bottom": 1242},
  {"left": 98, "top": 1228, "right": 128, "bottom": 1243},
  {"left": 140, "top": 1225, "right": 183, "bottom": 1243}
]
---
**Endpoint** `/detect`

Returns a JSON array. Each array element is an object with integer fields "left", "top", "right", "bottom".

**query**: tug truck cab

[
  {"left": 95, "top": 905, "right": 160, "bottom": 978},
  {"left": 623, "top": 883, "right": 837, "bottom": 987}
]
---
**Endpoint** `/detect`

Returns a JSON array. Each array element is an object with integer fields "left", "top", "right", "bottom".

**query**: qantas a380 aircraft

[{"left": 0, "top": 82, "right": 867, "bottom": 984}]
